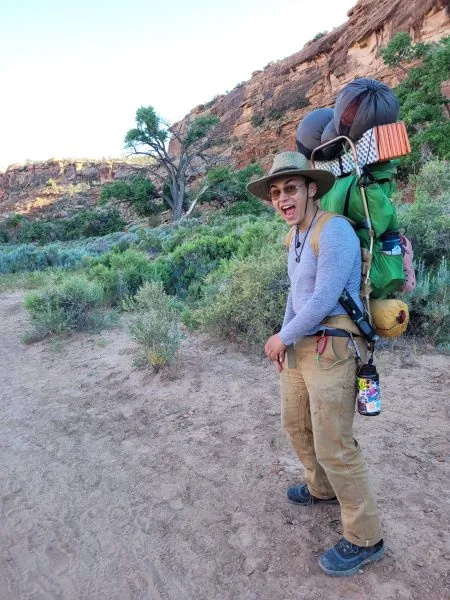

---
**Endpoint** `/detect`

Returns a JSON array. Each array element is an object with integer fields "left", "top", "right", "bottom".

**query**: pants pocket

[{"left": 318, "top": 336, "right": 354, "bottom": 366}]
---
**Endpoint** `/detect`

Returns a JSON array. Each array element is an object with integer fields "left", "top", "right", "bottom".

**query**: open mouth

[{"left": 281, "top": 205, "right": 296, "bottom": 218}]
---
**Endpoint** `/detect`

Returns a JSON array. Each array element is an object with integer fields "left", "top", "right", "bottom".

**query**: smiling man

[{"left": 247, "top": 151, "right": 384, "bottom": 577}]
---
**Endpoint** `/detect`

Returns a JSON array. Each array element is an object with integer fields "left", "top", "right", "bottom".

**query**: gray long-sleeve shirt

[{"left": 279, "top": 215, "right": 364, "bottom": 346}]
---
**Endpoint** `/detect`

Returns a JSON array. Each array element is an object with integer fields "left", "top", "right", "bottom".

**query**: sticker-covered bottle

[{"left": 356, "top": 363, "right": 381, "bottom": 416}]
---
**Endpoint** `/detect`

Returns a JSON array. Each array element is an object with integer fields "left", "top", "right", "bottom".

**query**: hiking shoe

[
  {"left": 287, "top": 483, "right": 339, "bottom": 506},
  {"left": 319, "top": 537, "right": 385, "bottom": 576}
]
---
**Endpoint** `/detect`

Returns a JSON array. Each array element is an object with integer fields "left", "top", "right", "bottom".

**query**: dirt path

[{"left": 0, "top": 292, "right": 449, "bottom": 600}]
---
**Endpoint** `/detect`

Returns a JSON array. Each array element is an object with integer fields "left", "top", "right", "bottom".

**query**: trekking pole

[{"left": 311, "top": 136, "right": 375, "bottom": 323}]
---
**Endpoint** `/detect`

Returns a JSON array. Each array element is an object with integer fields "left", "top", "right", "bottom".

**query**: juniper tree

[{"left": 124, "top": 106, "right": 222, "bottom": 221}]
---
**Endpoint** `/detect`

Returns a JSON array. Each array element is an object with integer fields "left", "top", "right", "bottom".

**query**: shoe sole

[
  {"left": 287, "top": 498, "right": 339, "bottom": 506},
  {"left": 319, "top": 545, "right": 385, "bottom": 577}
]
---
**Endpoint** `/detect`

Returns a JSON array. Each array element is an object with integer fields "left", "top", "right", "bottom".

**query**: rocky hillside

[
  {"left": 172, "top": 0, "right": 450, "bottom": 169},
  {"left": 0, "top": 159, "right": 133, "bottom": 220}
]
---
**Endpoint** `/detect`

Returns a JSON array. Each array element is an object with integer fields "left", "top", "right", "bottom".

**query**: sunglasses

[{"left": 268, "top": 183, "right": 307, "bottom": 201}]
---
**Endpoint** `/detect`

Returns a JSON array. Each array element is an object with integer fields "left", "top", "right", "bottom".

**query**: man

[{"left": 247, "top": 151, "right": 384, "bottom": 577}]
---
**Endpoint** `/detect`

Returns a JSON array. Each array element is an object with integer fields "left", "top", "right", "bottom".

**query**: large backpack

[
  {"left": 319, "top": 161, "right": 404, "bottom": 298},
  {"left": 285, "top": 212, "right": 410, "bottom": 339}
]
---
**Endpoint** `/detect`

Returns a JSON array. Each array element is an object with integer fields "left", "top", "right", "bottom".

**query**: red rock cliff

[
  {"left": 172, "top": 0, "right": 450, "bottom": 169},
  {"left": 0, "top": 159, "right": 134, "bottom": 216}
]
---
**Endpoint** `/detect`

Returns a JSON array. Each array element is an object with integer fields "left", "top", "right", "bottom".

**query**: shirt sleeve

[
  {"left": 279, "top": 218, "right": 359, "bottom": 346},
  {"left": 282, "top": 290, "right": 295, "bottom": 328}
]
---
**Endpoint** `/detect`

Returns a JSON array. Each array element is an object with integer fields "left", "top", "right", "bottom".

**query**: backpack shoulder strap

[
  {"left": 310, "top": 212, "right": 350, "bottom": 256},
  {"left": 284, "top": 226, "right": 296, "bottom": 249},
  {"left": 286, "top": 212, "right": 353, "bottom": 254}
]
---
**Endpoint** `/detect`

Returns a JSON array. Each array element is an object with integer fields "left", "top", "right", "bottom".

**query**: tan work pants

[{"left": 281, "top": 334, "right": 382, "bottom": 547}]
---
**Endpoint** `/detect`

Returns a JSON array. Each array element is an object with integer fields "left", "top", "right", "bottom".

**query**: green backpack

[{"left": 319, "top": 161, "right": 404, "bottom": 298}]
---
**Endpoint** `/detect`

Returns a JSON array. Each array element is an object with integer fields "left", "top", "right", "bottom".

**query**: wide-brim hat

[{"left": 247, "top": 151, "right": 335, "bottom": 201}]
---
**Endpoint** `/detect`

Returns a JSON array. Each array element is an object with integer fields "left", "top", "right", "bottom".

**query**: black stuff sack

[
  {"left": 320, "top": 117, "right": 342, "bottom": 160},
  {"left": 334, "top": 78, "right": 400, "bottom": 141},
  {"left": 296, "top": 108, "right": 333, "bottom": 160}
]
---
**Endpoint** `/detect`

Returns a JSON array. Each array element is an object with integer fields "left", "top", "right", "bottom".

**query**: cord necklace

[{"left": 294, "top": 206, "right": 319, "bottom": 264}]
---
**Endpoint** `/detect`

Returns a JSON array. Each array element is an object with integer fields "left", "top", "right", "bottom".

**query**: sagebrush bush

[
  {"left": 198, "top": 245, "right": 289, "bottom": 351},
  {"left": 0, "top": 231, "right": 140, "bottom": 274},
  {"left": 0, "top": 209, "right": 126, "bottom": 245},
  {"left": 23, "top": 275, "right": 105, "bottom": 342},
  {"left": 128, "top": 281, "right": 182, "bottom": 369}
]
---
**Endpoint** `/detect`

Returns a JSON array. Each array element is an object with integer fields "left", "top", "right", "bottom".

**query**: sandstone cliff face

[
  {"left": 0, "top": 159, "right": 131, "bottom": 196},
  {"left": 173, "top": 0, "right": 450, "bottom": 169},
  {"left": 0, "top": 159, "right": 133, "bottom": 216}
]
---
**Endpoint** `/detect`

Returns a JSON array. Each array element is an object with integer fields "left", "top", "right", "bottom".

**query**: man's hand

[{"left": 264, "top": 334, "right": 287, "bottom": 371}]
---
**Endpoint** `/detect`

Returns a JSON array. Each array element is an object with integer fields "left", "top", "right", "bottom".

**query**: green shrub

[
  {"left": 23, "top": 275, "right": 105, "bottom": 341},
  {"left": 292, "top": 95, "right": 310, "bottom": 110},
  {"left": 396, "top": 160, "right": 450, "bottom": 266},
  {"left": 100, "top": 175, "right": 163, "bottom": 217},
  {"left": 0, "top": 231, "right": 141, "bottom": 274},
  {"left": 402, "top": 258, "right": 449, "bottom": 347},
  {"left": 251, "top": 114, "right": 265, "bottom": 127},
  {"left": 223, "top": 197, "right": 273, "bottom": 217},
  {"left": 380, "top": 35, "right": 450, "bottom": 175},
  {"left": 201, "top": 163, "right": 265, "bottom": 209},
  {"left": 311, "top": 31, "right": 327, "bottom": 42},
  {"left": 180, "top": 306, "right": 201, "bottom": 330},
  {"left": 198, "top": 245, "right": 289, "bottom": 351},
  {"left": 128, "top": 281, "right": 182, "bottom": 369},
  {"left": 87, "top": 248, "right": 158, "bottom": 305},
  {"left": 204, "top": 96, "right": 219, "bottom": 110},
  {"left": 235, "top": 218, "right": 285, "bottom": 259},
  {"left": 162, "top": 234, "right": 240, "bottom": 299},
  {"left": 67, "top": 182, "right": 91, "bottom": 197},
  {"left": 0, "top": 270, "right": 58, "bottom": 293},
  {"left": 0, "top": 243, "right": 86, "bottom": 273},
  {"left": 0, "top": 209, "right": 126, "bottom": 245},
  {"left": 46, "top": 178, "right": 59, "bottom": 193},
  {"left": 268, "top": 108, "right": 284, "bottom": 120}
]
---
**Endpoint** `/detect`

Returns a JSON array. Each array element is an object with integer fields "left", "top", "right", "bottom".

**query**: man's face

[{"left": 269, "top": 175, "right": 312, "bottom": 226}]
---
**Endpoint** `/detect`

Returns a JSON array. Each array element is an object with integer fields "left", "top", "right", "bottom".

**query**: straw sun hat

[{"left": 247, "top": 151, "right": 335, "bottom": 201}]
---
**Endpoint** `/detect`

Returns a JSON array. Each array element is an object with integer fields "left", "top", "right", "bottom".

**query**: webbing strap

[
  {"left": 287, "top": 345, "right": 297, "bottom": 369},
  {"left": 284, "top": 226, "right": 296, "bottom": 249},
  {"left": 309, "top": 212, "right": 353, "bottom": 256}
]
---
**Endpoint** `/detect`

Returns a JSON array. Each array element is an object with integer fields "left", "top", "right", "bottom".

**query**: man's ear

[{"left": 307, "top": 181, "right": 317, "bottom": 199}]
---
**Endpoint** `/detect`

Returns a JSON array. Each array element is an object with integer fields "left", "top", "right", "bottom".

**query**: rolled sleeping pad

[
  {"left": 369, "top": 299, "right": 409, "bottom": 338},
  {"left": 321, "top": 117, "right": 343, "bottom": 160},
  {"left": 296, "top": 108, "right": 334, "bottom": 160},
  {"left": 334, "top": 78, "right": 400, "bottom": 141}
]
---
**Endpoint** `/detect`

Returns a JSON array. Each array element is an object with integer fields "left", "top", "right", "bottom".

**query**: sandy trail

[{"left": 0, "top": 291, "right": 448, "bottom": 600}]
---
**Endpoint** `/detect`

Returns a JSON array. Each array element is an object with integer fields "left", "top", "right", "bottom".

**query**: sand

[{"left": 0, "top": 291, "right": 449, "bottom": 600}]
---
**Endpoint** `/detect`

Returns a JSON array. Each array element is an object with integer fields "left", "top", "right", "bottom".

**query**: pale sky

[{"left": 0, "top": 0, "right": 355, "bottom": 171}]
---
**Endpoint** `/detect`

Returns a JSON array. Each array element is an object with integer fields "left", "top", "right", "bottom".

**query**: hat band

[{"left": 270, "top": 166, "right": 301, "bottom": 175}]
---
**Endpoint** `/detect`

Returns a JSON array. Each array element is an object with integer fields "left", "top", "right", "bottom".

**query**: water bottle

[
  {"left": 380, "top": 231, "right": 402, "bottom": 256},
  {"left": 356, "top": 362, "right": 381, "bottom": 416}
]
